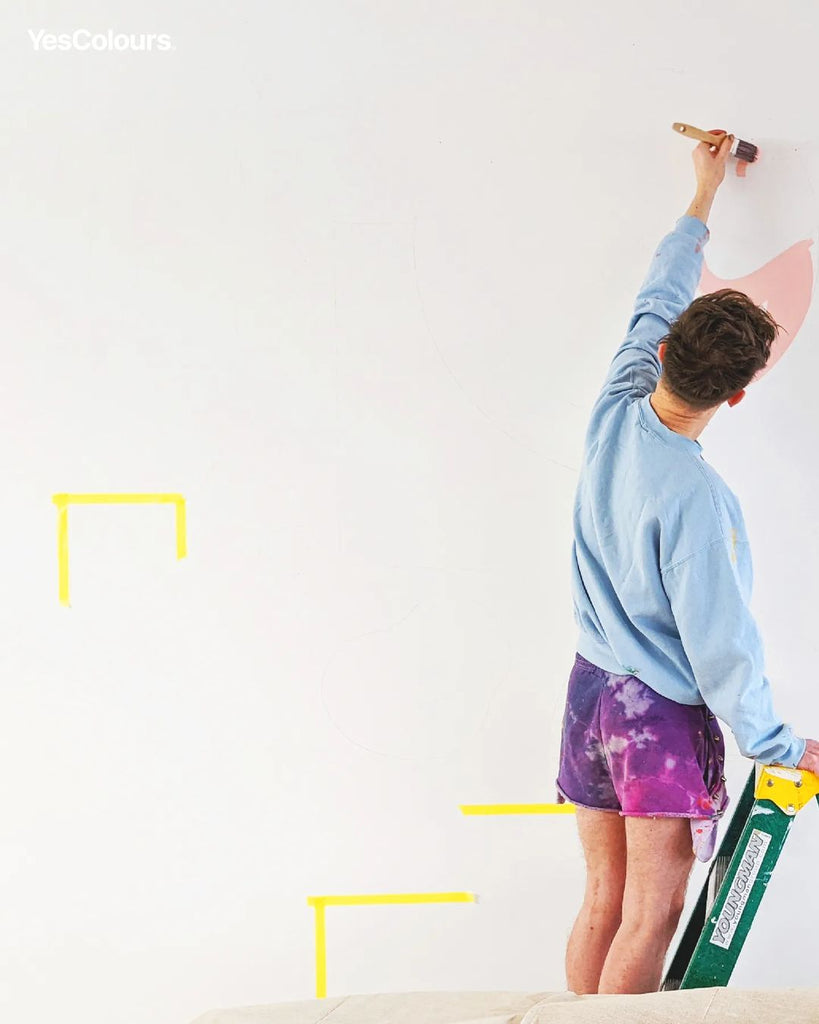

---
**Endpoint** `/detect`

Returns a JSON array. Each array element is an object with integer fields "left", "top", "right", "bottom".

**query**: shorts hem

[
  {"left": 557, "top": 782, "right": 727, "bottom": 821},
  {"left": 620, "top": 809, "right": 726, "bottom": 821}
]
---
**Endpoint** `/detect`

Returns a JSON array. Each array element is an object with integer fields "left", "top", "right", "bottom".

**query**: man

[{"left": 555, "top": 129, "right": 819, "bottom": 996}]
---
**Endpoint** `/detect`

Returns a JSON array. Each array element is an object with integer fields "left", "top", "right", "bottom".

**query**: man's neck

[{"left": 649, "top": 385, "right": 716, "bottom": 441}]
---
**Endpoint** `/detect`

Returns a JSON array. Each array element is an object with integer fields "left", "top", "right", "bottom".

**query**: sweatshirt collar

[{"left": 639, "top": 393, "right": 703, "bottom": 456}]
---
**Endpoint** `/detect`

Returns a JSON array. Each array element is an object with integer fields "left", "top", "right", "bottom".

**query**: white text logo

[{"left": 28, "top": 29, "right": 174, "bottom": 52}]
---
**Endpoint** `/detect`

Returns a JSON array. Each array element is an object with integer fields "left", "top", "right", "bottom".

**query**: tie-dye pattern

[{"left": 555, "top": 653, "right": 730, "bottom": 862}]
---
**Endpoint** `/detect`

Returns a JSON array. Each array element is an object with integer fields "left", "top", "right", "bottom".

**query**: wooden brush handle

[{"left": 672, "top": 122, "right": 732, "bottom": 146}]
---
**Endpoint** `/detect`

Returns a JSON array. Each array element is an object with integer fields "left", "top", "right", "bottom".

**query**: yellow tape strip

[
  {"left": 56, "top": 503, "right": 70, "bottom": 607},
  {"left": 313, "top": 902, "right": 326, "bottom": 998},
  {"left": 306, "top": 891, "right": 476, "bottom": 998},
  {"left": 53, "top": 493, "right": 185, "bottom": 505},
  {"left": 52, "top": 493, "right": 187, "bottom": 606},
  {"left": 460, "top": 803, "right": 576, "bottom": 815}
]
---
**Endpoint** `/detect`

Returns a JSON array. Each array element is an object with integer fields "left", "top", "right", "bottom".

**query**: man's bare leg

[
  {"left": 565, "top": 807, "right": 627, "bottom": 994},
  {"left": 597, "top": 816, "right": 695, "bottom": 994}
]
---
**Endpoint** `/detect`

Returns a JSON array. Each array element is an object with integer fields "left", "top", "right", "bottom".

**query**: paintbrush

[{"left": 672, "top": 122, "right": 758, "bottom": 163}]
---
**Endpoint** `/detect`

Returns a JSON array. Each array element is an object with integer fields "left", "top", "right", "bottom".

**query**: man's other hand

[{"left": 796, "top": 737, "right": 819, "bottom": 776}]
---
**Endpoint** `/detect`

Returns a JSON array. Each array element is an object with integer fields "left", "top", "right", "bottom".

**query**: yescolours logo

[{"left": 28, "top": 29, "right": 174, "bottom": 52}]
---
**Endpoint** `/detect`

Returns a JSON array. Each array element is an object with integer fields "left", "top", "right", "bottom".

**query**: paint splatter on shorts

[{"left": 555, "top": 653, "right": 730, "bottom": 862}]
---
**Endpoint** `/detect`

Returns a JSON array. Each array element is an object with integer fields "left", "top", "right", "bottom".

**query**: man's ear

[
  {"left": 658, "top": 341, "right": 666, "bottom": 363},
  {"left": 726, "top": 389, "right": 746, "bottom": 408}
]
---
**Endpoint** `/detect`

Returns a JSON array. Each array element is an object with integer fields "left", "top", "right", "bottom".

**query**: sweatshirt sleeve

[
  {"left": 599, "top": 215, "right": 709, "bottom": 402},
  {"left": 662, "top": 536, "right": 806, "bottom": 767}
]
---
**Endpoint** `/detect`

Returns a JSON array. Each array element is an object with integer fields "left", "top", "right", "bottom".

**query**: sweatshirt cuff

[
  {"left": 787, "top": 734, "right": 808, "bottom": 769},
  {"left": 675, "top": 214, "right": 710, "bottom": 245}
]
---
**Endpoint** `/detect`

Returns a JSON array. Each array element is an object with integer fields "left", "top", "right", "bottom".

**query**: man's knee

[
  {"left": 665, "top": 878, "right": 691, "bottom": 936},
  {"left": 582, "top": 886, "right": 623, "bottom": 932},
  {"left": 582, "top": 865, "right": 626, "bottom": 921},
  {"left": 669, "top": 884, "right": 688, "bottom": 921},
  {"left": 619, "top": 904, "right": 679, "bottom": 945},
  {"left": 620, "top": 877, "right": 689, "bottom": 938}
]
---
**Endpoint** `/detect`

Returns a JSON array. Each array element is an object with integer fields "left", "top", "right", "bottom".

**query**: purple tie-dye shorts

[{"left": 555, "top": 653, "right": 730, "bottom": 862}]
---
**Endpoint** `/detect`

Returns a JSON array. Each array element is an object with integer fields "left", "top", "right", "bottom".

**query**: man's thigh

[
  {"left": 575, "top": 807, "right": 627, "bottom": 896},
  {"left": 622, "top": 815, "right": 696, "bottom": 916}
]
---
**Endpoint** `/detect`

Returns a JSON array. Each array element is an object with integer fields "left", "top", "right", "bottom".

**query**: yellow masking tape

[
  {"left": 306, "top": 892, "right": 476, "bottom": 907},
  {"left": 313, "top": 902, "right": 326, "bottom": 999},
  {"left": 460, "top": 803, "right": 576, "bottom": 815},
  {"left": 306, "top": 891, "right": 476, "bottom": 998},
  {"left": 56, "top": 503, "right": 70, "bottom": 607},
  {"left": 175, "top": 498, "right": 187, "bottom": 559},
  {"left": 53, "top": 493, "right": 184, "bottom": 505},
  {"left": 52, "top": 493, "right": 187, "bottom": 606}
]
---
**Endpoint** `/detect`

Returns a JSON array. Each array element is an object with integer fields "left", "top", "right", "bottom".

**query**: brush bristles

[{"left": 734, "top": 138, "right": 758, "bottom": 162}]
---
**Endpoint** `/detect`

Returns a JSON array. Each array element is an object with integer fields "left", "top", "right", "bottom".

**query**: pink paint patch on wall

[{"left": 698, "top": 238, "right": 814, "bottom": 380}]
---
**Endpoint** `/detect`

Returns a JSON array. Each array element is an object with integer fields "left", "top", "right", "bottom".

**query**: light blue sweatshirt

[{"left": 572, "top": 213, "right": 805, "bottom": 768}]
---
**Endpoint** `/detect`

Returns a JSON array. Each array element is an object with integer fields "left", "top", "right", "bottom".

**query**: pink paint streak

[
  {"left": 699, "top": 238, "right": 814, "bottom": 380},
  {"left": 735, "top": 143, "right": 759, "bottom": 177}
]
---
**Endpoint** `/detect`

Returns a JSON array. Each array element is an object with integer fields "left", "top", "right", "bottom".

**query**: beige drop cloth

[{"left": 190, "top": 985, "right": 819, "bottom": 1024}]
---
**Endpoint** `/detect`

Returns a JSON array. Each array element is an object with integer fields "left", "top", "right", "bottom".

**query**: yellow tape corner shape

[
  {"left": 52, "top": 492, "right": 187, "bottom": 606},
  {"left": 306, "top": 891, "right": 476, "bottom": 998},
  {"left": 459, "top": 803, "right": 576, "bottom": 815}
]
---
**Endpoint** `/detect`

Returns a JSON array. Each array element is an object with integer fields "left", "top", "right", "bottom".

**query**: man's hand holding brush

[{"left": 686, "top": 129, "right": 734, "bottom": 224}]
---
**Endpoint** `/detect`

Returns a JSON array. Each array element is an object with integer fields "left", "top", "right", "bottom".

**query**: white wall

[{"left": 1, "top": 3, "right": 817, "bottom": 1022}]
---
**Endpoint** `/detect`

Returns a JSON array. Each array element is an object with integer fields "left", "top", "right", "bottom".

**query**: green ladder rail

[{"left": 662, "top": 764, "right": 819, "bottom": 990}]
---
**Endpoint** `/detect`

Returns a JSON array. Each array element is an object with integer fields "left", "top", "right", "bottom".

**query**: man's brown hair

[{"left": 661, "top": 288, "right": 783, "bottom": 411}]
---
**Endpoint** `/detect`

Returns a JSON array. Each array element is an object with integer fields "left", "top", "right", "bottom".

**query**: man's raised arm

[{"left": 595, "top": 131, "right": 733, "bottom": 403}]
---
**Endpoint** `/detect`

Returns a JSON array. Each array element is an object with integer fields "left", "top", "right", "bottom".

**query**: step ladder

[{"left": 661, "top": 764, "right": 819, "bottom": 990}]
